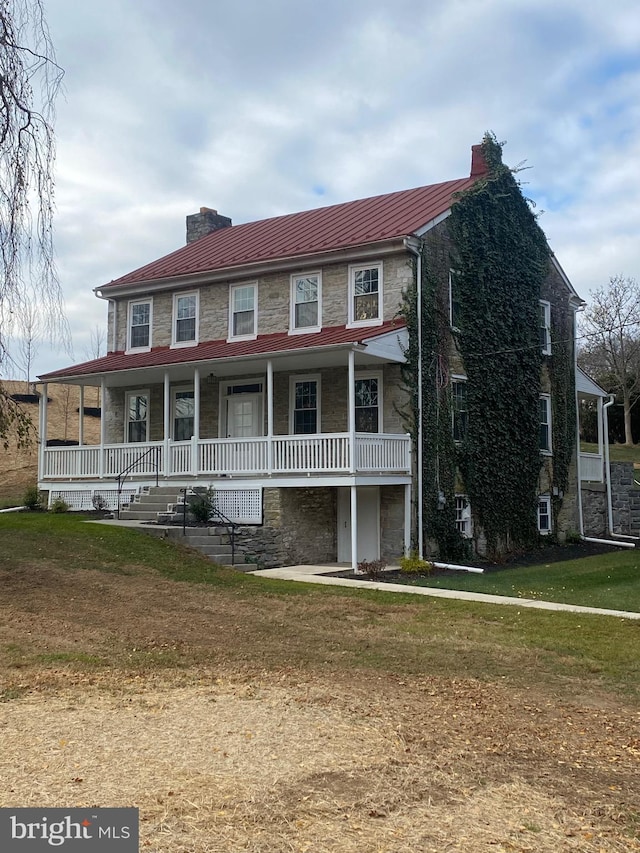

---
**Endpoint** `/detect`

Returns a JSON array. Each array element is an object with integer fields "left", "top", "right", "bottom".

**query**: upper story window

[
  {"left": 349, "top": 262, "right": 383, "bottom": 326},
  {"left": 452, "top": 377, "right": 468, "bottom": 442},
  {"left": 540, "top": 394, "right": 552, "bottom": 454},
  {"left": 229, "top": 284, "right": 257, "bottom": 340},
  {"left": 539, "top": 300, "right": 551, "bottom": 355},
  {"left": 173, "top": 292, "right": 198, "bottom": 346},
  {"left": 126, "top": 391, "right": 149, "bottom": 442},
  {"left": 354, "top": 374, "right": 382, "bottom": 432},
  {"left": 290, "top": 375, "right": 320, "bottom": 434},
  {"left": 290, "top": 273, "right": 321, "bottom": 333},
  {"left": 127, "top": 300, "right": 152, "bottom": 351}
]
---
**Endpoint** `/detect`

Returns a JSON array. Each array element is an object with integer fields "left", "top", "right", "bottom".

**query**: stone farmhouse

[{"left": 37, "top": 141, "right": 610, "bottom": 568}]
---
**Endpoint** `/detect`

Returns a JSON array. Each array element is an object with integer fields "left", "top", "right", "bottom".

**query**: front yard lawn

[{"left": 392, "top": 549, "right": 640, "bottom": 612}]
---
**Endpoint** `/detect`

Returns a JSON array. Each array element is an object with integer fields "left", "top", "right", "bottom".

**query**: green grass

[
  {"left": 395, "top": 549, "right": 640, "bottom": 611},
  {"left": 1, "top": 513, "right": 640, "bottom": 699},
  {"left": 581, "top": 441, "right": 640, "bottom": 463}
]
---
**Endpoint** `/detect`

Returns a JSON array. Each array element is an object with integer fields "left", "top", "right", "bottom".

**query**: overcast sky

[{"left": 8, "top": 0, "right": 640, "bottom": 379}]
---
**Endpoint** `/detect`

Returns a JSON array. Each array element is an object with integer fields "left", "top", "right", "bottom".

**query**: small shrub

[
  {"left": 357, "top": 558, "right": 387, "bottom": 580},
  {"left": 49, "top": 498, "right": 70, "bottom": 513},
  {"left": 399, "top": 552, "right": 434, "bottom": 575},
  {"left": 92, "top": 493, "right": 109, "bottom": 512},
  {"left": 189, "top": 487, "right": 215, "bottom": 524},
  {"left": 565, "top": 529, "right": 582, "bottom": 545},
  {"left": 23, "top": 485, "right": 44, "bottom": 511}
]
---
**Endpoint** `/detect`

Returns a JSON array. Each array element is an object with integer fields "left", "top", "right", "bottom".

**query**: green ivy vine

[
  {"left": 548, "top": 304, "right": 576, "bottom": 525},
  {"left": 448, "top": 133, "right": 550, "bottom": 555},
  {"left": 400, "top": 133, "right": 578, "bottom": 557},
  {"left": 400, "top": 233, "right": 468, "bottom": 561}
]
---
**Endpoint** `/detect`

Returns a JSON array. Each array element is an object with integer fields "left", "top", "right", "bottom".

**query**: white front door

[
  {"left": 226, "top": 394, "right": 262, "bottom": 438},
  {"left": 337, "top": 486, "right": 380, "bottom": 563}
]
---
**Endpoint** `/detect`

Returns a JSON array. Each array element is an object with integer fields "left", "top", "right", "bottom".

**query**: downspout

[
  {"left": 572, "top": 305, "right": 585, "bottom": 537},
  {"left": 583, "top": 393, "right": 634, "bottom": 544},
  {"left": 404, "top": 237, "right": 424, "bottom": 559},
  {"left": 110, "top": 299, "right": 117, "bottom": 352}
]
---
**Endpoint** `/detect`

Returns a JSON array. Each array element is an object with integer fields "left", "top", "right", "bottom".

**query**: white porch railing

[
  {"left": 41, "top": 433, "right": 411, "bottom": 481},
  {"left": 580, "top": 451, "right": 603, "bottom": 482}
]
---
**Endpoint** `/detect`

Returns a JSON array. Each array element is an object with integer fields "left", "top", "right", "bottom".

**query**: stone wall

[
  {"left": 231, "top": 484, "right": 406, "bottom": 568},
  {"left": 581, "top": 482, "right": 607, "bottom": 537},
  {"left": 234, "top": 487, "right": 336, "bottom": 568},
  {"left": 610, "top": 461, "right": 640, "bottom": 535}
]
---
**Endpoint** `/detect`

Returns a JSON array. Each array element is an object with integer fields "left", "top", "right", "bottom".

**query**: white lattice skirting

[{"left": 48, "top": 489, "right": 137, "bottom": 511}]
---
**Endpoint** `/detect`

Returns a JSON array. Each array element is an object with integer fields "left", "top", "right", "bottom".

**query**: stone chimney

[
  {"left": 470, "top": 144, "right": 489, "bottom": 178},
  {"left": 186, "top": 207, "right": 232, "bottom": 244}
]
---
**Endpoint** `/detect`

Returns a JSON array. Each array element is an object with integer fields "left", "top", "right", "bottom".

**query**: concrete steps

[{"left": 119, "top": 488, "right": 248, "bottom": 568}]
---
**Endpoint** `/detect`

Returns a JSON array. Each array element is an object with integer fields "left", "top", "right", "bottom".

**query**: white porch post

[
  {"left": 39, "top": 383, "right": 48, "bottom": 482},
  {"left": 99, "top": 378, "right": 106, "bottom": 478},
  {"left": 163, "top": 371, "right": 170, "bottom": 476},
  {"left": 348, "top": 349, "right": 356, "bottom": 474},
  {"left": 193, "top": 366, "right": 200, "bottom": 476},
  {"left": 404, "top": 482, "right": 412, "bottom": 557},
  {"left": 267, "top": 359, "right": 274, "bottom": 475},
  {"left": 78, "top": 385, "right": 84, "bottom": 446},
  {"left": 350, "top": 484, "right": 358, "bottom": 573}
]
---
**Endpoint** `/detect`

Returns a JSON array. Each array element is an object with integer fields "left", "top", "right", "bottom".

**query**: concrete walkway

[{"left": 250, "top": 564, "right": 640, "bottom": 621}]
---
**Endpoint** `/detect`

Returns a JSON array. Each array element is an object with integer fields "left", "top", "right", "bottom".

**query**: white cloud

[{"left": 7, "top": 0, "right": 640, "bottom": 379}]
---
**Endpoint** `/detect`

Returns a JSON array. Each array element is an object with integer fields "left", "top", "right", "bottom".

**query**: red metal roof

[
  {"left": 40, "top": 320, "right": 407, "bottom": 380},
  {"left": 104, "top": 176, "right": 477, "bottom": 289}
]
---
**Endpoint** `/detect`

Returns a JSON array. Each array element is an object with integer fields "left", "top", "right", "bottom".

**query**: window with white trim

[
  {"left": 125, "top": 391, "right": 149, "bottom": 442},
  {"left": 354, "top": 374, "right": 381, "bottom": 432},
  {"left": 539, "top": 300, "right": 551, "bottom": 355},
  {"left": 291, "top": 273, "right": 321, "bottom": 332},
  {"left": 349, "top": 262, "right": 383, "bottom": 325},
  {"left": 452, "top": 378, "right": 468, "bottom": 443},
  {"left": 127, "top": 300, "right": 152, "bottom": 350},
  {"left": 173, "top": 388, "right": 194, "bottom": 441},
  {"left": 537, "top": 495, "right": 552, "bottom": 534},
  {"left": 290, "top": 375, "right": 320, "bottom": 434},
  {"left": 540, "top": 394, "right": 552, "bottom": 453},
  {"left": 229, "top": 284, "right": 257, "bottom": 339},
  {"left": 173, "top": 292, "right": 198, "bottom": 345},
  {"left": 455, "top": 495, "right": 472, "bottom": 538}
]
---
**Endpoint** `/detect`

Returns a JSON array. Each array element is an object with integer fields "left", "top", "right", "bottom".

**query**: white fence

[
  {"left": 580, "top": 452, "right": 603, "bottom": 482},
  {"left": 42, "top": 433, "right": 411, "bottom": 482}
]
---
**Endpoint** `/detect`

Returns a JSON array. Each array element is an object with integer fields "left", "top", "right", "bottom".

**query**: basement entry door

[{"left": 337, "top": 486, "right": 380, "bottom": 563}]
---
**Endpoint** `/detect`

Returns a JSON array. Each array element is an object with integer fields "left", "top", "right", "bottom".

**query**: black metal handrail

[
  {"left": 209, "top": 504, "right": 238, "bottom": 566},
  {"left": 116, "top": 446, "right": 161, "bottom": 518},
  {"left": 179, "top": 488, "right": 238, "bottom": 565}
]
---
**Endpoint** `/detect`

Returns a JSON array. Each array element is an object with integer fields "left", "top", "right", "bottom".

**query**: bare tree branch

[
  {"left": 0, "top": 0, "right": 68, "bottom": 446},
  {"left": 579, "top": 275, "right": 640, "bottom": 446}
]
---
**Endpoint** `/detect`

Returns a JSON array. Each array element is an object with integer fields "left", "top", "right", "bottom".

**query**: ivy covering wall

[{"left": 402, "top": 133, "right": 575, "bottom": 558}]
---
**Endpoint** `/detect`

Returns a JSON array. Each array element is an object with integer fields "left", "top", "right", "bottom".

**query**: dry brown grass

[
  {"left": 1, "top": 671, "right": 639, "bottom": 852},
  {"left": 0, "top": 380, "right": 100, "bottom": 502},
  {"left": 0, "top": 554, "right": 639, "bottom": 851}
]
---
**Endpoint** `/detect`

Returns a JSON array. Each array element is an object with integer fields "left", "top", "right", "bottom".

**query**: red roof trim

[{"left": 39, "top": 320, "right": 407, "bottom": 380}]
